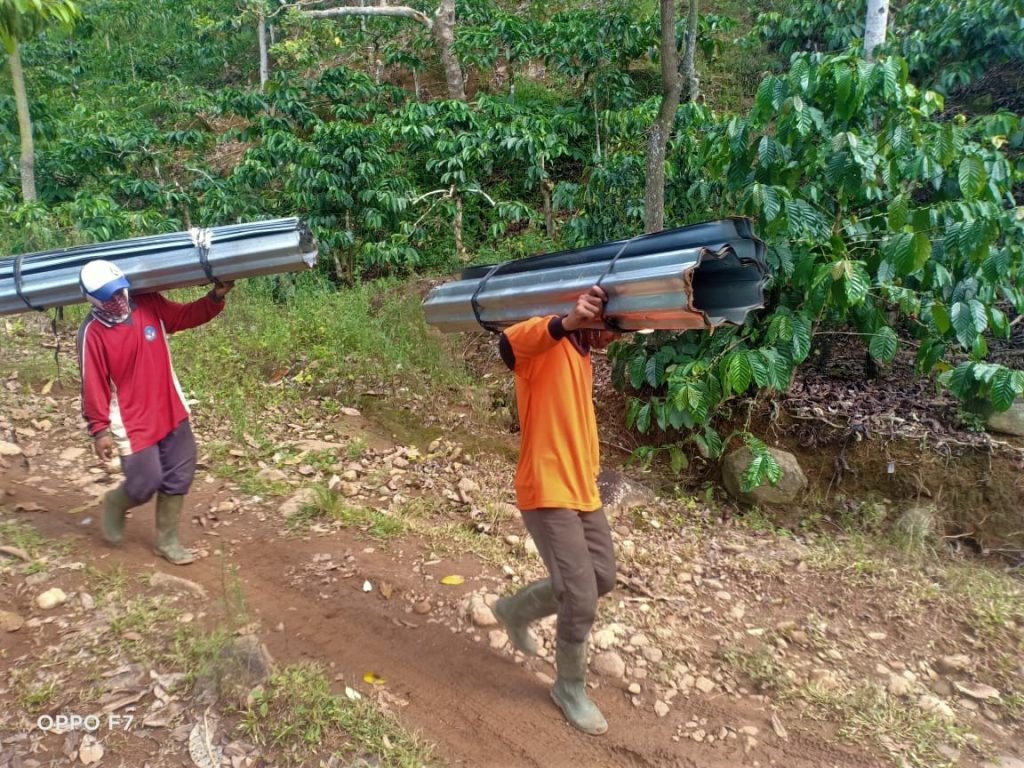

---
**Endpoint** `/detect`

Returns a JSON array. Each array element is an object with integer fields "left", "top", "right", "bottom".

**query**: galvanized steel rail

[
  {"left": 423, "top": 219, "right": 768, "bottom": 333},
  {"left": 0, "top": 218, "right": 318, "bottom": 316}
]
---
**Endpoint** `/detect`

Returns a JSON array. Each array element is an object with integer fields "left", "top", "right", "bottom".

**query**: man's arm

[
  {"left": 144, "top": 281, "right": 233, "bottom": 333},
  {"left": 78, "top": 322, "right": 114, "bottom": 459}
]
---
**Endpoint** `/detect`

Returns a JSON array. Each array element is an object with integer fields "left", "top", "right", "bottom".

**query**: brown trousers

[{"left": 521, "top": 507, "right": 617, "bottom": 643}]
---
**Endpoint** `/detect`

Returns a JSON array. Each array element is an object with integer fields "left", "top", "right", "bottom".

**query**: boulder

[
  {"left": 986, "top": 400, "right": 1024, "bottom": 437},
  {"left": 721, "top": 447, "right": 807, "bottom": 505},
  {"left": 597, "top": 470, "right": 656, "bottom": 517}
]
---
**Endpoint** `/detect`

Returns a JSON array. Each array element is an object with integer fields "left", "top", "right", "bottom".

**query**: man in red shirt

[
  {"left": 76, "top": 260, "right": 233, "bottom": 565},
  {"left": 493, "top": 285, "right": 619, "bottom": 735}
]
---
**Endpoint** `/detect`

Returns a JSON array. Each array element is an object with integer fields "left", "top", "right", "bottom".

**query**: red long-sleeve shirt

[{"left": 77, "top": 292, "right": 225, "bottom": 455}]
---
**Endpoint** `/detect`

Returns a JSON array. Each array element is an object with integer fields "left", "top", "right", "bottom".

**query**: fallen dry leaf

[
  {"left": 100, "top": 688, "right": 147, "bottom": 713},
  {"left": 188, "top": 712, "right": 223, "bottom": 768},
  {"left": 78, "top": 735, "right": 104, "bottom": 765},
  {"left": 771, "top": 712, "right": 789, "bottom": 741},
  {"left": 379, "top": 582, "right": 394, "bottom": 599}
]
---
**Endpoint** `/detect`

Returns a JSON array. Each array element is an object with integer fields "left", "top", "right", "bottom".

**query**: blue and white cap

[{"left": 79, "top": 260, "right": 130, "bottom": 301}]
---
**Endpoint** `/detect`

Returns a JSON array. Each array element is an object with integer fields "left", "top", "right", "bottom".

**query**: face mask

[{"left": 91, "top": 289, "right": 132, "bottom": 324}]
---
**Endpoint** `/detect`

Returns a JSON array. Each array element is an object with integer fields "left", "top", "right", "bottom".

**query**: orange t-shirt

[{"left": 503, "top": 316, "right": 601, "bottom": 512}]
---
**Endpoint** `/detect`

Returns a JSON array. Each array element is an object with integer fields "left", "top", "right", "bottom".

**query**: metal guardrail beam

[
  {"left": 424, "top": 219, "right": 768, "bottom": 333},
  {"left": 0, "top": 218, "right": 318, "bottom": 317}
]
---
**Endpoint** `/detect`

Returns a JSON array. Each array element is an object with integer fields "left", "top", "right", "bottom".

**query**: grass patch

[
  {"left": 86, "top": 562, "right": 131, "bottom": 603},
  {"left": 289, "top": 486, "right": 407, "bottom": 541},
  {"left": 109, "top": 597, "right": 178, "bottom": 637},
  {"left": 167, "top": 276, "right": 473, "bottom": 440},
  {"left": 722, "top": 642, "right": 785, "bottom": 692},
  {"left": 240, "top": 661, "right": 433, "bottom": 766},
  {"left": 800, "top": 682, "right": 966, "bottom": 768},
  {"left": 0, "top": 519, "right": 74, "bottom": 562},
  {"left": 167, "top": 623, "right": 236, "bottom": 688},
  {"left": 18, "top": 678, "right": 59, "bottom": 713},
  {"left": 943, "top": 562, "right": 1024, "bottom": 646}
]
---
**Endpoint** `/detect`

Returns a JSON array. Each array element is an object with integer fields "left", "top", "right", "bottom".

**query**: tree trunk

[
  {"left": 681, "top": 0, "right": 700, "bottom": 102},
  {"left": 302, "top": 2, "right": 466, "bottom": 101},
  {"left": 542, "top": 181, "right": 554, "bottom": 239},
  {"left": 257, "top": 8, "right": 270, "bottom": 91},
  {"left": 643, "top": 0, "right": 682, "bottom": 234},
  {"left": 432, "top": 0, "right": 466, "bottom": 100},
  {"left": 413, "top": 69, "right": 421, "bottom": 101},
  {"left": 454, "top": 193, "right": 466, "bottom": 261},
  {"left": 9, "top": 42, "right": 37, "bottom": 203},
  {"left": 864, "top": 0, "right": 889, "bottom": 60}
]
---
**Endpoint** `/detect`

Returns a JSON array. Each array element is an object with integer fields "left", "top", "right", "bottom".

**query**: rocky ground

[{"left": 1, "top": 324, "right": 1023, "bottom": 768}]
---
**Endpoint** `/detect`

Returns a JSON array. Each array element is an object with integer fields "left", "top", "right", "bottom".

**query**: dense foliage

[
  {"left": 1, "top": 0, "right": 1021, "bottom": 482},
  {"left": 753, "top": 0, "right": 1024, "bottom": 94}
]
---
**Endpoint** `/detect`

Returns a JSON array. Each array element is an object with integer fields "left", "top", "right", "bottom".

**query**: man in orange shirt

[{"left": 493, "top": 285, "right": 619, "bottom": 735}]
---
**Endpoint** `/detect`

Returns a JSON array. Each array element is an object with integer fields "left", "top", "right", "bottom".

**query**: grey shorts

[{"left": 120, "top": 419, "right": 196, "bottom": 504}]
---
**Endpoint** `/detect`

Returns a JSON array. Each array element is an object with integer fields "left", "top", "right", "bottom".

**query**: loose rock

[
  {"left": 489, "top": 630, "right": 508, "bottom": 649},
  {"left": 150, "top": 572, "right": 208, "bottom": 600},
  {"left": 36, "top": 587, "right": 67, "bottom": 610},
  {"left": 936, "top": 654, "right": 972, "bottom": 674},
  {"left": 593, "top": 627, "right": 618, "bottom": 650},
  {"left": 918, "top": 694, "right": 956, "bottom": 721},
  {"left": 592, "top": 651, "right": 626, "bottom": 679},
  {"left": 469, "top": 595, "right": 497, "bottom": 628},
  {"left": 0, "top": 440, "right": 23, "bottom": 456},
  {"left": 0, "top": 609, "right": 25, "bottom": 632},
  {"left": 642, "top": 646, "right": 663, "bottom": 664},
  {"left": 695, "top": 676, "right": 716, "bottom": 694},
  {"left": 721, "top": 447, "right": 807, "bottom": 505},
  {"left": 954, "top": 681, "right": 1001, "bottom": 701}
]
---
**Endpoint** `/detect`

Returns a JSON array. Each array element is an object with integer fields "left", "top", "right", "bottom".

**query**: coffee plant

[{"left": 603, "top": 52, "right": 1023, "bottom": 481}]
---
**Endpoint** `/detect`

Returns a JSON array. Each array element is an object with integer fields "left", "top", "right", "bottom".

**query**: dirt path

[
  {"left": 3, "top": 461, "right": 870, "bottom": 768},
  {"left": 2, "top": 346, "right": 1021, "bottom": 768}
]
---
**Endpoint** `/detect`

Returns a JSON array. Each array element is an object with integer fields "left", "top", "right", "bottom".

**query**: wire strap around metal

[
  {"left": 189, "top": 228, "right": 217, "bottom": 283},
  {"left": 13, "top": 254, "right": 43, "bottom": 312},
  {"left": 593, "top": 233, "right": 644, "bottom": 331},
  {"left": 470, "top": 261, "right": 507, "bottom": 334}
]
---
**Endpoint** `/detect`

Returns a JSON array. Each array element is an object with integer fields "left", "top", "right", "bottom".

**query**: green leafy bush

[
  {"left": 753, "top": 0, "right": 1024, "bottom": 94},
  {"left": 600, "top": 52, "right": 1023, "bottom": 462}
]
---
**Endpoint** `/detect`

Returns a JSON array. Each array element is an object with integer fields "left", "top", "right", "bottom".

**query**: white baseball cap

[{"left": 79, "top": 260, "right": 130, "bottom": 301}]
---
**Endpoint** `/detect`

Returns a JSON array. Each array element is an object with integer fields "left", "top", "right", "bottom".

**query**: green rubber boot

[
  {"left": 102, "top": 486, "right": 135, "bottom": 544},
  {"left": 493, "top": 579, "right": 557, "bottom": 656},
  {"left": 551, "top": 637, "right": 608, "bottom": 736},
  {"left": 153, "top": 493, "right": 195, "bottom": 565}
]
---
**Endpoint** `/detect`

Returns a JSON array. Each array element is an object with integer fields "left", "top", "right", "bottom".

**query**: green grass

[
  {"left": 18, "top": 679, "right": 59, "bottom": 713},
  {"left": 799, "top": 682, "right": 966, "bottom": 768},
  {"left": 166, "top": 276, "right": 473, "bottom": 440},
  {"left": 289, "top": 485, "right": 407, "bottom": 541},
  {"left": 723, "top": 642, "right": 785, "bottom": 692},
  {"left": 167, "top": 624, "right": 236, "bottom": 688},
  {"left": 240, "top": 661, "right": 433, "bottom": 766},
  {"left": 0, "top": 519, "right": 74, "bottom": 562}
]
